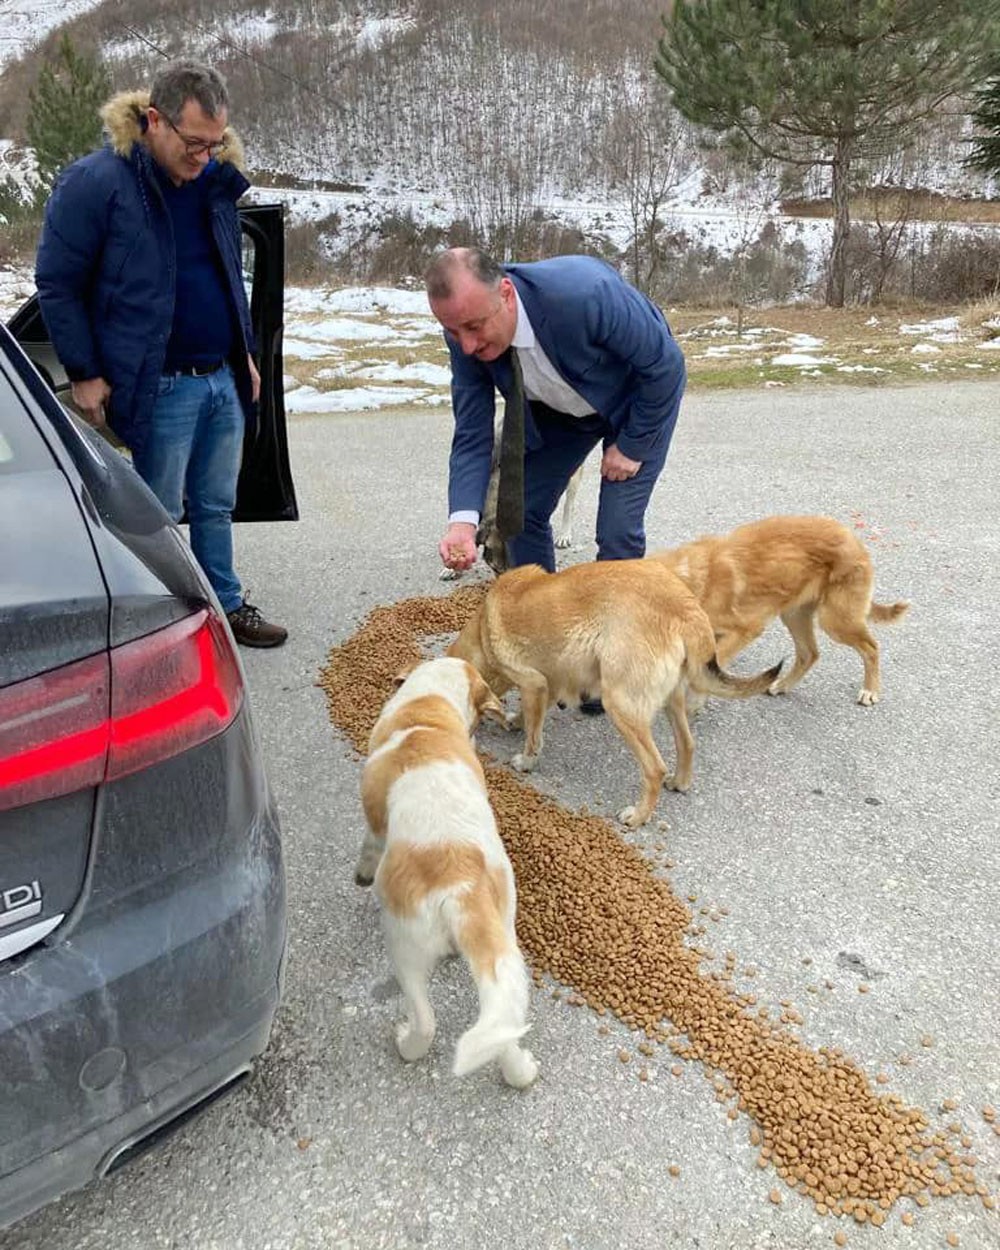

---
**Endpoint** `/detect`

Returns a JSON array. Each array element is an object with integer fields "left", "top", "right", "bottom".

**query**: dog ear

[{"left": 391, "top": 658, "right": 420, "bottom": 688}]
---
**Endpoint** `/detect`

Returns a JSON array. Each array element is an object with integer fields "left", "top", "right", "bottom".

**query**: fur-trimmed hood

[{"left": 99, "top": 89, "right": 246, "bottom": 171}]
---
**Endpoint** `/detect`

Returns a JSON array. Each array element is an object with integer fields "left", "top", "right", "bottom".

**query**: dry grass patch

[
  {"left": 782, "top": 193, "right": 1000, "bottom": 225},
  {"left": 671, "top": 304, "right": 1000, "bottom": 390}
]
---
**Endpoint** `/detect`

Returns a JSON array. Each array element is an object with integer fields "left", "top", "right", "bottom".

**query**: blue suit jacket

[{"left": 445, "top": 255, "right": 686, "bottom": 516}]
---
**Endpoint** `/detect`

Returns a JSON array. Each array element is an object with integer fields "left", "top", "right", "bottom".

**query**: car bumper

[{"left": 0, "top": 802, "right": 285, "bottom": 1232}]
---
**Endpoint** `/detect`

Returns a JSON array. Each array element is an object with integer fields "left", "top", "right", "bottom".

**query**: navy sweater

[{"left": 156, "top": 164, "right": 237, "bottom": 370}]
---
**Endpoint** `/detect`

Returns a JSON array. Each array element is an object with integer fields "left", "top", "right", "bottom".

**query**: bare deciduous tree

[{"left": 600, "top": 77, "right": 692, "bottom": 293}]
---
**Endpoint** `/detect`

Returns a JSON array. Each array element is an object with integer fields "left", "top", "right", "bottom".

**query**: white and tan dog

[
  {"left": 448, "top": 560, "right": 782, "bottom": 829},
  {"left": 650, "top": 515, "right": 909, "bottom": 706},
  {"left": 355, "top": 656, "right": 539, "bottom": 1089}
]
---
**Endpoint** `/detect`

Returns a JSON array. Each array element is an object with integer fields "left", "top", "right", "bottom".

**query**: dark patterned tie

[{"left": 495, "top": 348, "right": 525, "bottom": 539}]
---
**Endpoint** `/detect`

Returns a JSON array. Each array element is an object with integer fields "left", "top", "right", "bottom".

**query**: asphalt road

[{"left": 7, "top": 380, "right": 999, "bottom": 1250}]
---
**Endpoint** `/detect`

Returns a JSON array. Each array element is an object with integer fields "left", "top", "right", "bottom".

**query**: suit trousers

[{"left": 505, "top": 402, "right": 671, "bottom": 572}]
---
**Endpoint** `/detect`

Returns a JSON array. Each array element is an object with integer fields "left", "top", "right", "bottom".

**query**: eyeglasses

[{"left": 154, "top": 108, "right": 228, "bottom": 158}]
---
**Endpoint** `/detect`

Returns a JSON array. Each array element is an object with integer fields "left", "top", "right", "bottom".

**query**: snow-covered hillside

[
  {"left": 0, "top": 0, "right": 103, "bottom": 73},
  {"left": 2, "top": 0, "right": 998, "bottom": 306}
]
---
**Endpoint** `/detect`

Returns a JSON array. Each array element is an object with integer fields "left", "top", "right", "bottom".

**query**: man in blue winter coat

[
  {"left": 35, "top": 60, "right": 286, "bottom": 647},
  {"left": 426, "top": 246, "right": 686, "bottom": 579}
]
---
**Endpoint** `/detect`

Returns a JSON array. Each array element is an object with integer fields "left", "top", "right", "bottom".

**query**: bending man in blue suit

[{"left": 426, "top": 247, "right": 686, "bottom": 576}]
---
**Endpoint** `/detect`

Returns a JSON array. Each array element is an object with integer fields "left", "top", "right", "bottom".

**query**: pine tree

[
  {"left": 965, "top": 73, "right": 1000, "bottom": 176},
  {"left": 655, "top": 0, "right": 1000, "bottom": 306},
  {"left": 27, "top": 34, "right": 111, "bottom": 195}
]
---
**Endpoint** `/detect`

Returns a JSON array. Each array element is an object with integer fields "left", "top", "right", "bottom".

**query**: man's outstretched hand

[{"left": 439, "top": 521, "right": 478, "bottom": 572}]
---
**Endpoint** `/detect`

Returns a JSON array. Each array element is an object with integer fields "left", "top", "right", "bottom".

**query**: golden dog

[
  {"left": 447, "top": 560, "right": 781, "bottom": 828},
  {"left": 649, "top": 515, "right": 909, "bottom": 707}
]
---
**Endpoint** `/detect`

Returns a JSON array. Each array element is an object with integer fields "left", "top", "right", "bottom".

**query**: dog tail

[
  {"left": 869, "top": 599, "right": 909, "bottom": 625},
  {"left": 452, "top": 950, "right": 532, "bottom": 1078},
  {"left": 688, "top": 656, "right": 783, "bottom": 699}
]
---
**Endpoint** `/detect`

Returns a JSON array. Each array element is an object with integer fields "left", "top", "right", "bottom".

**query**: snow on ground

[
  {"left": 284, "top": 383, "right": 437, "bottom": 413},
  {"left": 0, "top": 265, "right": 36, "bottom": 317}
]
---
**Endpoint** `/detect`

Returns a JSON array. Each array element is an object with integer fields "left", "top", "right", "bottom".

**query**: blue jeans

[
  {"left": 506, "top": 404, "right": 674, "bottom": 572},
  {"left": 132, "top": 365, "right": 245, "bottom": 613}
]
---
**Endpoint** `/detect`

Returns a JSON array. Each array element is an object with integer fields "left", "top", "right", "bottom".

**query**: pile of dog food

[{"left": 318, "top": 587, "right": 991, "bottom": 1225}]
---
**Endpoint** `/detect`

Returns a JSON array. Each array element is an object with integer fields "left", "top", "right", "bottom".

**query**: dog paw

[
  {"left": 354, "top": 870, "right": 374, "bottom": 887},
  {"left": 396, "top": 1023, "right": 433, "bottom": 1062},
  {"left": 438, "top": 567, "right": 460, "bottom": 582},
  {"left": 767, "top": 680, "right": 788, "bottom": 696},
  {"left": 857, "top": 688, "right": 879, "bottom": 707},
  {"left": 554, "top": 534, "right": 572, "bottom": 549},
  {"left": 511, "top": 751, "right": 537, "bottom": 773},
  {"left": 502, "top": 1048, "right": 540, "bottom": 1089},
  {"left": 617, "top": 804, "right": 649, "bottom": 828},
  {"left": 505, "top": 709, "right": 524, "bottom": 730},
  {"left": 663, "top": 775, "right": 690, "bottom": 793}
]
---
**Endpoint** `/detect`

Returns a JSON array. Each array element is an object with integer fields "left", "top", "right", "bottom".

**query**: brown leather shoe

[{"left": 226, "top": 600, "right": 288, "bottom": 648}]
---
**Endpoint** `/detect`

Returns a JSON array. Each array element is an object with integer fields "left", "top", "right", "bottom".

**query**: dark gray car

[{"left": 0, "top": 204, "right": 293, "bottom": 1230}]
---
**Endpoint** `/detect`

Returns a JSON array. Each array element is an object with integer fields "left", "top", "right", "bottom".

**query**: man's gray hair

[
  {"left": 425, "top": 247, "right": 503, "bottom": 300},
  {"left": 150, "top": 61, "right": 229, "bottom": 123}
]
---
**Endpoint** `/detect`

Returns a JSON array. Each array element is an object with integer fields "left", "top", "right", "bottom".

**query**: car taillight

[{"left": 0, "top": 610, "right": 243, "bottom": 812}]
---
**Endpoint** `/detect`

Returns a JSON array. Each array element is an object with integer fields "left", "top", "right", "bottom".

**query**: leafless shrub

[
  {"left": 650, "top": 224, "right": 809, "bottom": 308},
  {"left": 284, "top": 213, "right": 340, "bottom": 285},
  {"left": 903, "top": 225, "right": 1000, "bottom": 303}
]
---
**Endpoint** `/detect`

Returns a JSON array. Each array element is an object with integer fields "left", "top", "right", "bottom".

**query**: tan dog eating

[
  {"left": 649, "top": 515, "right": 909, "bottom": 706},
  {"left": 355, "top": 656, "right": 539, "bottom": 1089},
  {"left": 447, "top": 560, "right": 782, "bottom": 829}
]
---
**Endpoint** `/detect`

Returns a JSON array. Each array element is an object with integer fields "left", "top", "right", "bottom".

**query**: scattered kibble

[
  {"left": 769, "top": 1188, "right": 783, "bottom": 1204},
  {"left": 946, "top": 1233, "right": 959, "bottom": 1247},
  {"left": 921, "top": 1034, "right": 935, "bottom": 1048},
  {"left": 834, "top": 1232, "right": 847, "bottom": 1248},
  {"left": 668, "top": 1164, "right": 680, "bottom": 1177},
  {"left": 858, "top": 983, "right": 870, "bottom": 994},
  {"left": 901, "top": 1210, "right": 914, "bottom": 1225},
  {"left": 618, "top": 1049, "right": 631, "bottom": 1064}
]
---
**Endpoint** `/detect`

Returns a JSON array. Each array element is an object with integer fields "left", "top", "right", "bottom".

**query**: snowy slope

[{"left": 0, "top": 0, "right": 105, "bottom": 72}]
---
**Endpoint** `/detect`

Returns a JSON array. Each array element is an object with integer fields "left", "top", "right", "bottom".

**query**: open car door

[{"left": 6, "top": 201, "right": 298, "bottom": 524}]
